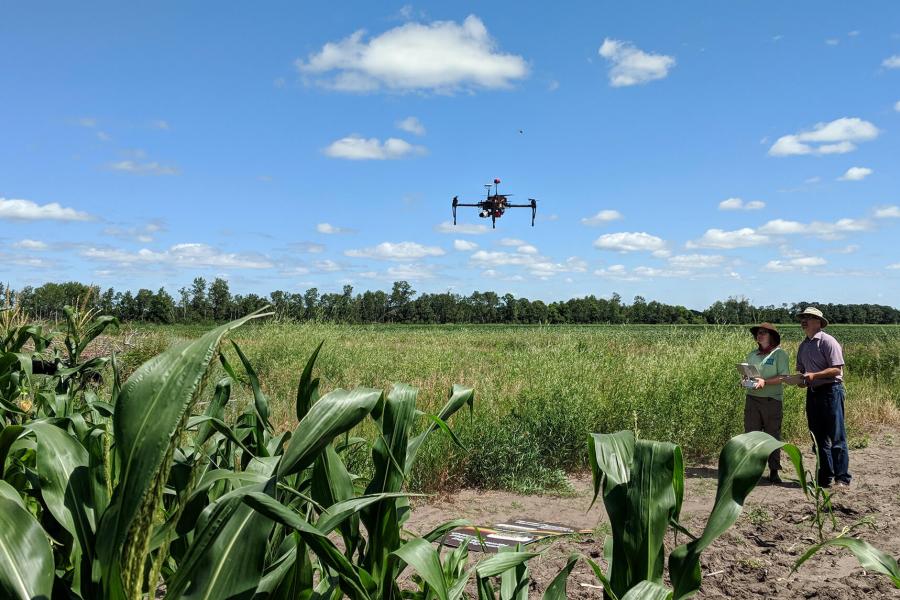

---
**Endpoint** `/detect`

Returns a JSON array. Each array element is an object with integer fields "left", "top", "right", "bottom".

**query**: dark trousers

[
  {"left": 805, "top": 383, "right": 851, "bottom": 486},
  {"left": 744, "top": 396, "right": 782, "bottom": 472}
]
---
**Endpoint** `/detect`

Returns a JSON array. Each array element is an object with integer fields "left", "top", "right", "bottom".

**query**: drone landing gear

[{"left": 452, "top": 196, "right": 458, "bottom": 225}]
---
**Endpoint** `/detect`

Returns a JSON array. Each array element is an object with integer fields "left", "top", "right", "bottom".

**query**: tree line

[{"left": 2, "top": 279, "right": 899, "bottom": 325}]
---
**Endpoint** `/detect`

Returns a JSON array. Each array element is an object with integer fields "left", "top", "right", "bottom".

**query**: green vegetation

[{"left": 113, "top": 321, "right": 900, "bottom": 492}]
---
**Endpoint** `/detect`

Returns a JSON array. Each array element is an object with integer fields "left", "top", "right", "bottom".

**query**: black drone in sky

[{"left": 452, "top": 178, "right": 537, "bottom": 229}]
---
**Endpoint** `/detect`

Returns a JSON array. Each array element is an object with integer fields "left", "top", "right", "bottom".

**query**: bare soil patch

[{"left": 407, "top": 430, "right": 900, "bottom": 599}]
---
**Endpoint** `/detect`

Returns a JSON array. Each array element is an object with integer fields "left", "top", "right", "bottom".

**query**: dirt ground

[{"left": 408, "top": 430, "right": 900, "bottom": 599}]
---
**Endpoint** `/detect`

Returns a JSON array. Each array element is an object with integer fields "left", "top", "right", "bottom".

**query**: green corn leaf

[
  {"left": 296, "top": 341, "right": 324, "bottom": 422},
  {"left": 588, "top": 430, "right": 634, "bottom": 509},
  {"left": 0, "top": 425, "right": 25, "bottom": 478},
  {"left": 582, "top": 556, "right": 619, "bottom": 600},
  {"left": 542, "top": 554, "right": 579, "bottom": 599},
  {"left": 0, "top": 480, "right": 25, "bottom": 506},
  {"left": 475, "top": 552, "right": 540, "bottom": 579},
  {"left": 793, "top": 536, "right": 900, "bottom": 588},
  {"left": 195, "top": 377, "right": 232, "bottom": 447},
  {"left": 96, "top": 310, "right": 270, "bottom": 585},
  {"left": 393, "top": 537, "right": 450, "bottom": 600},
  {"left": 28, "top": 422, "right": 97, "bottom": 560},
  {"left": 669, "top": 431, "right": 783, "bottom": 600},
  {"left": 621, "top": 580, "right": 672, "bottom": 600},
  {"left": 231, "top": 341, "right": 272, "bottom": 431},
  {"left": 406, "top": 384, "right": 473, "bottom": 474},
  {"left": 317, "top": 492, "right": 415, "bottom": 535},
  {"left": 278, "top": 387, "right": 383, "bottom": 479},
  {"left": 0, "top": 496, "right": 54, "bottom": 600}
]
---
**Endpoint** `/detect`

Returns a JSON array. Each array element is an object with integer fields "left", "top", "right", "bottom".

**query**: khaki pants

[{"left": 744, "top": 395, "right": 782, "bottom": 472}]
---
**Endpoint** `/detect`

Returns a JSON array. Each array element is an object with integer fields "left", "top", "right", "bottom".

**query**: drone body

[{"left": 452, "top": 178, "right": 537, "bottom": 229}]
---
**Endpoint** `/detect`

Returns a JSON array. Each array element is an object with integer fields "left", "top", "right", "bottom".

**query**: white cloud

[
  {"left": 77, "top": 117, "right": 97, "bottom": 128},
  {"left": 887, "top": 263, "right": 900, "bottom": 270},
  {"left": 152, "top": 119, "right": 170, "bottom": 130},
  {"left": 469, "top": 250, "right": 585, "bottom": 279},
  {"left": 434, "top": 220, "right": 488, "bottom": 234},
  {"left": 317, "top": 223, "right": 354, "bottom": 234},
  {"left": 838, "top": 166, "right": 873, "bottom": 181},
  {"left": 107, "top": 160, "right": 180, "bottom": 175},
  {"left": 581, "top": 209, "right": 623, "bottom": 225},
  {"left": 517, "top": 244, "right": 538, "bottom": 255},
  {"left": 345, "top": 241, "right": 445, "bottom": 260},
  {"left": 895, "top": 100, "right": 900, "bottom": 112},
  {"left": 82, "top": 243, "right": 272, "bottom": 269},
  {"left": 453, "top": 239, "right": 478, "bottom": 251},
  {"left": 686, "top": 228, "right": 771, "bottom": 249},
  {"left": 97, "top": 131, "right": 112, "bottom": 142},
  {"left": 763, "top": 257, "right": 827, "bottom": 272},
  {"left": 296, "top": 15, "right": 528, "bottom": 92},
  {"left": 667, "top": 254, "right": 725, "bottom": 268},
  {"left": 314, "top": 259, "right": 342, "bottom": 272},
  {"left": 0, "top": 197, "right": 94, "bottom": 222},
  {"left": 875, "top": 205, "right": 900, "bottom": 219},
  {"left": 104, "top": 220, "right": 166, "bottom": 243},
  {"left": 324, "top": 135, "right": 425, "bottom": 160},
  {"left": 758, "top": 219, "right": 806, "bottom": 235},
  {"left": 593, "top": 231, "right": 667, "bottom": 253},
  {"left": 387, "top": 263, "right": 438, "bottom": 280},
  {"left": 598, "top": 38, "right": 675, "bottom": 87},
  {"left": 13, "top": 239, "right": 48, "bottom": 250},
  {"left": 834, "top": 244, "right": 859, "bottom": 254},
  {"left": 499, "top": 238, "right": 526, "bottom": 246},
  {"left": 396, "top": 116, "right": 425, "bottom": 135},
  {"left": 825, "top": 38, "right": 840, "bottom": 46},
  {"left": 759, "top": 217, "right": 871, "bottom": 238},
  {"left": 718, "top": 197, "right": 765, "bottom": 211},
  {"left": 768, "top": 117, "right": 879, "bottom": 156},
  {"left": 882, "top": 55, "right": 900, "bottom": 69}
]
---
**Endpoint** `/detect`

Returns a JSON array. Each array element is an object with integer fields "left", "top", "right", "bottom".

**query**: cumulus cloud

[
  {"left": 718, "top": 197, "right": 765, "bottom": 211},
  {"left": 758, "top": 217, "right": 870, "bottom": 238},
  {"left": 882, "top": 55, "right": 900, "bottom": 69},
  {"left": 345, "top": 241, "right": 445, "bottom": 260},
  {"left": 593, "top": 231, "right": 667, "bottom": 253},
  {"left": 768, "top": 117, "right": 879, "bottom": 156},
  {"left": 104, "top": 220, "right": 166, "bottom": 243},
  {"left": 875, "top": 205, "right": 900, "bottom": 219},
  {"left": 317, "top": 223, "right": 354, "bottom": 234},
  {"left": 453, "top": 239, "right": 478, "bottom": 251},
  {"left": 296, "top": 15, "right": 528, "bottom": 92},
  {"left": 763, "top": 257, "right": 827, "bottom": 272},
  {"left": 396, "top": 116, "right": 425, "bottom": 135},
  {"left": 434, "top": 220, "right": 488, "bottom": 234},
  {"left": 499, "top": 238, "right": 526, "bottom": 246},
  {"left": 324, "top": 135, "right": 425, "bottom": 160},
  {"left": 895, "top": 100, "right": 900, "bottom": 112},
  {"left": 107, "top": 160, "right": 180, "bottom": 175},
  {"left": 888, "top": 263, "right": 900, "bottom": 270},
  {"left": 82, "top": 243, "right": 273, "bottom": 269},
  {"left": 469, "top": 250, "right": 585, "bottom": 279},
  {"left": 0, "top": 197, "right": 94, "bottom": 222},
  {"left": 581, "top": 209, "right": 623, "bottom": 225},
  {"left": 838, "top": 166, "right": 873, "bottom": 181},
  {"left": 151, "top": 119, "right": 170, "bottom": 130},
  {"left": 667, "top": 254, "right": 725, "bottom": 268},
  {"left": 13, "top": 239, "right": 49, "bottom": 250},
  {"left": 594, "top": 264, "right": 689, "bottom": 280},
  {"left": 598, "top": 38, "right": 675, "bottom": 87},
  {"left": 686, "top": 228, "right": 771, "bottom": 249},
  {"left": 314, "top": 259, "right": 342, "bottom": 272}
]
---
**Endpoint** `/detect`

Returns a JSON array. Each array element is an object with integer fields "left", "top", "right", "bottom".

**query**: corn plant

[
  {"left": 586, "top": 430, "right": 806, "bottom": 600},
  {"left": 1, "top": 309, "right": 509, "bottom": 599}
]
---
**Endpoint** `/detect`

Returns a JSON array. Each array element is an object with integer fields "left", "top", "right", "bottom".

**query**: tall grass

[{"left": 120, "top": 322, "right": 900, "bottom": 492}]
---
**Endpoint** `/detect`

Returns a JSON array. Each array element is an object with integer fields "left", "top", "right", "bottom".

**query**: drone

[{"left": 452, "top": 178, "right": 537, "bottom": 229}]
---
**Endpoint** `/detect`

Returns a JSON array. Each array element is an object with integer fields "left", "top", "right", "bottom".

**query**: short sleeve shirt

[
  {"left": 745, "top": 347, "right": 790, "bottom": 400},
  {"left": 796, "top": 331, "right": 844, "bottom": 387}
]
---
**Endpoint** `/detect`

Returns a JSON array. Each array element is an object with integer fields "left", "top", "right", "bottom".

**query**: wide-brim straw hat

[
  {"left": 797, "top": 306, "right": 829, "bottom": 328},
  {"left": 750, "top": 322, "right": 781, "bottom": 347}
]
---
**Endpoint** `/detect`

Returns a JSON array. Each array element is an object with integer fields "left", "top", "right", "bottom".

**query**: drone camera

[{"left": 479, "top": 209, "right": 489, "bottom": 218}]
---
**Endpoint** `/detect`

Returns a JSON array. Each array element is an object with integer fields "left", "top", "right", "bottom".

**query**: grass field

[{"left": 117, "top": 321, "right": 900, "bottom": 493}]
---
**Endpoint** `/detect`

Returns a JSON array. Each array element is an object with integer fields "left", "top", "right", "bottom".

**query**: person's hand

[
  {"left": 753, "top": 379, "right": 765, "bottom": 390},
  {"left": 803, "top": 372, "right": 817, "bottom": 385}
]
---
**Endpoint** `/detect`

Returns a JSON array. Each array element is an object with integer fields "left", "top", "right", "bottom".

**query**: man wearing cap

[{"left": 796, "top": 307, "right": 851, "bottom": 488}]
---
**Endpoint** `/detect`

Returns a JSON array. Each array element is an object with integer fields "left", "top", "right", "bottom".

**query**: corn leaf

[
  {"left": 621, "top": 580, "right": 672, "bottom": 600},
  {"left": 97, "top": 310, "right": 270, "bottom": 583},
  {"left": 542, "top": 553, "right": 579, "bottom": 599},
  {"left": 0, "top": 496, "right": 54, "bottom": 600},
  {"left": 393, "top": 537, "right": 450, "bottom": 600},
  {"left": 793, "top": 536, "right": 900, "bottom": 588},
  {"left": 669, "top": 431, "right": 783, "bottom": 600},
  {"left": 278, "top": 387, "right": 383, "bottom": 479},
  {"left": 296, "top": 341, "right": 324, "bottom": 422}
]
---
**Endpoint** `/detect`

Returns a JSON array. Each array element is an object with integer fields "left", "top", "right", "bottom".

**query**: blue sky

[{"left": 2, "top": 2, "right": 899, "bottom": 309}]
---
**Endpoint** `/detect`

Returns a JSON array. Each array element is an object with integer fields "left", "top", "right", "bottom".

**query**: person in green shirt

[{"left": 744, "top": 323, "right": 790, "bottom": 483}]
